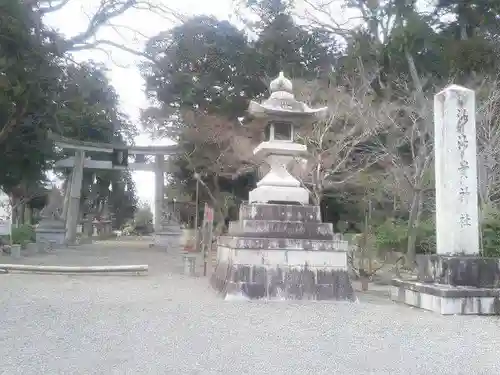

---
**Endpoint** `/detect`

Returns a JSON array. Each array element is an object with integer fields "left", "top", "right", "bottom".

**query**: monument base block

[
  {"left": 155, "top": 226, "right": 181, "bottom": 250},
  {"left": 212, "top": 236, "right": 354, "bottom": 300},
  {"left": 212, "top": 261, "right": 354, "bottom": 300},
  {"left": 212, "top": 202, "right": 355, "bottom": 301},
  {"left": 35, "top": 227, "right": 66, "bottom": 248},
  {"left": 391, "top": 279, "right": 500, "bottom": 315},
  {"left": 416, "top": 254, "right": 500, "bottom": 288}
]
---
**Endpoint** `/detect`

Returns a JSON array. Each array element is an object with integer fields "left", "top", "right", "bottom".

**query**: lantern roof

[{"left": 248, "top": 72, "right": 327, "bottom": 120}]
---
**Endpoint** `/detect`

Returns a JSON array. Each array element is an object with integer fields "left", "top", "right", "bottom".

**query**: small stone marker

[
  {"left": 0, "top": 189, "right": 12, "bottom": 238},
  {"left": 11, "top": 244, "right": 21, "bottom": 259},
  {"left": 434, "top": 85, "right": 479, "bottom": 255}
]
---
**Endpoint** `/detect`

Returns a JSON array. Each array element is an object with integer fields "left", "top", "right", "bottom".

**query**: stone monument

[
  {"left": 155, "top": 202, "right": 181, "bottom": 250},
  {"left": 36, "top": 187, "right": 66, "bottom": 247},
  {"left": 391, "top": 84, "right": 500, "bottom": 315},
  {"left": 0, "top": 189, "right": 12, "bottom": 238},
  {"left": 211, "top": 72, "right": 355, "bottom": 300}
]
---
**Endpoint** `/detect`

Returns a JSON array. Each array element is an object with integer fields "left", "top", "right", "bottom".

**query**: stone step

[
  {"left": 218, "top": 235, "right": 348, "bottom": 252},
  {"left": 228, "top": 219, "right": 334, "bottom": 240},
  {"left": 238, "top": 203, "right": 321, "bottom": 223}
]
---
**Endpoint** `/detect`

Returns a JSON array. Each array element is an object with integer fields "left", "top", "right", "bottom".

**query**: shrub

[
  {"left": 415, "top": 218, "right": 436, "bottom": 254},
  {"left": 374, "top": 219, "right": 407, "bottom": 253},
  {"left": 11, "top": 224, "right": 35, "bottom": 245},
  {"left": 373, "top": 218, "right": 436, "bottom": 255},
  {"left": 481, "top": 206, "right": 500, "bottom": 257}
]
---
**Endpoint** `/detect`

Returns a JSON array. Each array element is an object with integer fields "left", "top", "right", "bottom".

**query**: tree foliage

[
  {"left": 0, "top": 0, "right": 139, "bottom": 227},
  {"left": 139, "top": 0, "right": 500, "bottom": 259}
]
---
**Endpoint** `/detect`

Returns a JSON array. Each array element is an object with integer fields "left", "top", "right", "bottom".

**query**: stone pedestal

[
  {"left": 155, "top": 224, "right": 182, "bottom": 250},
  {"left": 391, "top": 254, "right": 500, "bottom": 315},
  {"left": 211, "top": 203, "right": 354, "bottom": 300},
  {"left": 249, "top": 142, "right": 309, "bottom": 205},
  {"left": 35, "top": 219, "right": 66, "bottom": 248}
]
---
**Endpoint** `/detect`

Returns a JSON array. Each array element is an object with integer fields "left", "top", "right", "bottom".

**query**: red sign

[{"left": 204, "top": 203, "right": 214, "bottom": 223}]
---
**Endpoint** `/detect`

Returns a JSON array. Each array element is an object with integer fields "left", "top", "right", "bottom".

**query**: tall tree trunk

[
  {"left": 212, "top": 175, "right": 226, "bottom": 235},
  {"left": 24, "top": 205, "right": 32, "bottom": 225},
  {"left": 406, "top": 189, "right": 423, "bottom": 267}
]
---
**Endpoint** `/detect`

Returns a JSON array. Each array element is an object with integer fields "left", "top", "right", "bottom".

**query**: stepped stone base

[
  {"left": 212, "top": 202, "right": 354, "bottom": 301},
  {"left": 416, "top": 254, "right": 500, "bottom": 288},
  {"left": 392, "top": 254, "right": 500, "bottom": 315},
  {"left": 391, "top": 279, "right": 500, "bottom": 315},
  {"left": 212, "top": 261, "right": 354, "bottom": 300}
]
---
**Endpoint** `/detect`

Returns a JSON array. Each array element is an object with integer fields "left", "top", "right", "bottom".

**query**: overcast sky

[{"left": 43, "top": 0, "right": 234, "bottom": 205}]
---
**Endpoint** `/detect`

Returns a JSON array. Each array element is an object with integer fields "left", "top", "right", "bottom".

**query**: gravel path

[{"left": 1, "top": 240, "right": 499, "bottom": 374}]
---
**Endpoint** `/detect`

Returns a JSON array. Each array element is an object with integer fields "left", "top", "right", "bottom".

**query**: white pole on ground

[{"left": 0, "top": 264, "right": 148, "bottom": 273}]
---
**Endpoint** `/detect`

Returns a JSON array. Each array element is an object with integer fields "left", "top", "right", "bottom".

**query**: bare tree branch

[
  {"left": 34, "top": 0, "right": 186, "bottom": 60},
  {"left": 292, "top": 75, "right": 389, "bottom": 204},
  {"left": 37, "top": 0, "right": 72, "bottom": 14}
]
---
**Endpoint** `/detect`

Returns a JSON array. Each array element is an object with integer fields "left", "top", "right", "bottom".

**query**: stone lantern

[
  {"left": 248, "top": 72, "right": 327, "bottom": 205},
  {"left": 211, "top": 72, "right": 355, "bottom": 302}
]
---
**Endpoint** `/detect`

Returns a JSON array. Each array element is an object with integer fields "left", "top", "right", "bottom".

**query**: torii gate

[{"left": 50, "top": 133, "right": 179, "bottom": 244}]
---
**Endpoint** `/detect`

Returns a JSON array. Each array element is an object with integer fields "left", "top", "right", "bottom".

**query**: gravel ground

[{"left": 1, "top": 239, "right": 500, "bottom": 375}]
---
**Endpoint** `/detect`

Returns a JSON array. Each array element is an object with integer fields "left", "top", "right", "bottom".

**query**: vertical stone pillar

[
  {"left": 65, "top": 150, "right": 85, "bottom": 244},
  {"left": 390, "top": 85, "right": 499, "bottom": 315},
  {"left": 154, "top": 154, "right": 165, "bottom": 232},
  {"left": 62, "top": 172, "right": 72, "bottom": 221},
  {"left": 434, "top": 85, "right": 479, "bottom": 255}
]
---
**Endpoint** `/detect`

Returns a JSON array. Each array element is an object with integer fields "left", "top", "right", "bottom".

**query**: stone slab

[
  {"left": 155, "top": 228, "right": 181, "bottom": 250},
  {"left": 35, "top": 229, "right": 66, "bottom": 247},
  {"left": 417, "top": 254, "right": 500, "bottom": 288},
  {"left": 212, "top": 262, "right": 355, "bottom": 301},
  {"left": 230, "top": 220, "right": 333, "bottom": 240},
  {"left": 391, "top": 279, "right": 500, "bottom": 315},
  {"left": 218, "top": 236, "right": 348, "bottom": 251},
  {"left": 238, "top": 203, "right": 321, "bottom": 222},
  {"left": 217, "top": 246, "right": 348, "bottom": 268},
  {"left": 249, "top": 185, "right": 309, "bottom": 204}
]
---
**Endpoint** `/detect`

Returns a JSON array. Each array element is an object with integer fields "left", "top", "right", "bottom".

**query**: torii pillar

[
  {"left": 65, "top": 150, "right": 85, "bottom": 244},
  {"left": 154, "top": 154, "right": 165, "bottom": 232}
]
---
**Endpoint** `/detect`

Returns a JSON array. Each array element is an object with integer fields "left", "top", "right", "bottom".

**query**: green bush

[
  {"left": 415, "top": 218, "right": 436, "bottom": 254},
  {"left": 373, "top": 218, "right": 436, "bottom": 255},
  {"left": 11, "top": 224, "right": 35, "bottom": 245},
  {"left": 374, "top": 219, "right": 407, "bottom": 252},
  {"left": 481, "top": 207, "right": 500, "bottom": 257}
]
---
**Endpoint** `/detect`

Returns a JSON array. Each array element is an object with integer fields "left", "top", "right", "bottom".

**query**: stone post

[
  {"left": 65, "top": 150, "right": 84, "bottom": 244},
  {"left": 391, "top": 84, "right": 500, "bottom": 315},
  {"left": 62, "top": 172, "right": 72, "bottom": 221},
  {"left": 154, "top": 154, "right": 164, "bottom": 233},
  {"left": 434, "top": 85, "right": 479, "bottom": 255}
]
